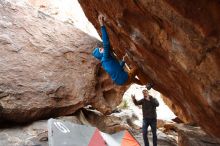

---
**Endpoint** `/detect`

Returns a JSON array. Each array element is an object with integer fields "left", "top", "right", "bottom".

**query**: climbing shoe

[{"left": 146, "top": 83, "right": 154, "bottom": 90}]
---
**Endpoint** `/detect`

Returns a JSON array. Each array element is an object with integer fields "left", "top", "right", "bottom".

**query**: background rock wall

[{"left": 0, "top": 0, "right": 126, "bottom": 123}]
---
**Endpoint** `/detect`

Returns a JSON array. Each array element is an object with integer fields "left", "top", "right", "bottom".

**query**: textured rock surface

[
  {"left": 26, "top": 0, "right": 99, "bottom": 38},
  {"left": 162, "top": 95, "right": 193, "bottom": 123},
  {"left": 0, "top": 0, "right": 126, "bottom": 123},
  {"left": 0, "top": 120, "right": 48, "bottom": 146},
  {"left": 175, "top": 124, "right": 220, "bottom": 146},
  {"left": 79, "top": 108, "right": 132, "bottom": 134},
  {"left": 79, "top": 0, "right": 220, "bottom": 137}
]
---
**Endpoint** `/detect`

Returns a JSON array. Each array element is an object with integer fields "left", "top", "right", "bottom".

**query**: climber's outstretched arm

[
  {"left": 101, "top": 26, "right": 111, "bottom": 59},
  {"left": 99, "top": 15, "right": 110, "bottom": 59}
]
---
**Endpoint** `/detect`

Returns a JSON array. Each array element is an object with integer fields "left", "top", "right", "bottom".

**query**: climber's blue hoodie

[{"left": 92, "top": 26, "right": 128, "bottom": 85}]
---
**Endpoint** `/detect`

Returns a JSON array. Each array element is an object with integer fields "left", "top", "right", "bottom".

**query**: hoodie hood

[{"left": 92, "top": 47, "right": 103, "bottom": 60}]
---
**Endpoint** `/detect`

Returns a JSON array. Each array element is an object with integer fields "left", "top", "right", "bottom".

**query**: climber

[{"left": 92, "top": 15, "right": 153, "bottom": 89}]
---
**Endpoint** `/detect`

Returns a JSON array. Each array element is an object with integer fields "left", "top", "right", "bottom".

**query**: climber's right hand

[{"left": 131, "top": 94, "right": 135, "bottom": 99}]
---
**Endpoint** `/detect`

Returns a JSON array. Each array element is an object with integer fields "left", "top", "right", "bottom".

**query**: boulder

[
  {"left": 78, "top": 108, "right": 132, "bottom": 134},
  {"left": 0, "top": 0, "right": 126, "bottom": 123},
  {"left": 175, "top": 124, "right": 220, "bottom": 146},
  {"left": 79, "top": 0, "right": 220, "bottom": 138}
]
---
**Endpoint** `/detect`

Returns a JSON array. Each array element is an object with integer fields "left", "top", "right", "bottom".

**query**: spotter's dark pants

[{"left": 142, "top": 117, "right": 157, "bottom": 146}]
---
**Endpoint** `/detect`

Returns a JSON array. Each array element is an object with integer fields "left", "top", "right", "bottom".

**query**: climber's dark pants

[{"left": 142, "top": 117, "right": 157, "bottom": 146}]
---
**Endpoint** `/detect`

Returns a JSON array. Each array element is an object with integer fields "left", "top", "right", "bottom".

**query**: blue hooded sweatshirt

[{"left": 92, "top": 26, "right": 128, "bottom": 85}]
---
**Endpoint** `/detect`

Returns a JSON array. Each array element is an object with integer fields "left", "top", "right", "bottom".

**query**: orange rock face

[
  {"left": 162, "top": 95, "right": 193, "bottom": 123},
  {"left": 0, "top": 1, "right": 126, "bottom": 123},
  {"left": 79, "top": 0, "right": 220, "bottom": 138}
]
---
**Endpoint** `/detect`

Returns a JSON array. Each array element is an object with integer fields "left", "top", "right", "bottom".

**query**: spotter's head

[{"left": 142, "top": 89, "right": 149, "bottom": 98}]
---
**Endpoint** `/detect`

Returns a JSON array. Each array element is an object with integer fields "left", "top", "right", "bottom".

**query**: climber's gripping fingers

[{"left": 122, "top": 53, "right": 128, "bottom": 61}]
